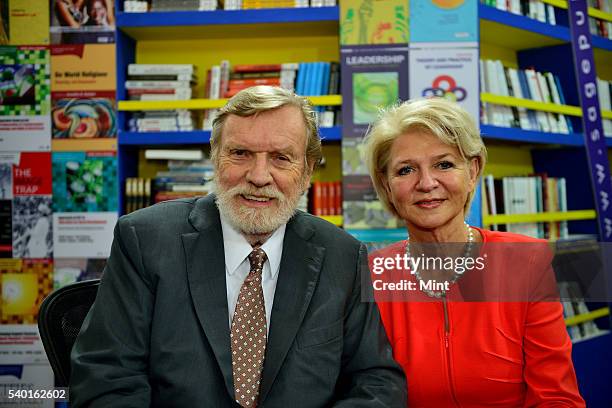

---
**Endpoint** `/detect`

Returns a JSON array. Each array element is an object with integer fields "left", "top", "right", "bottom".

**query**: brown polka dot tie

[{"left": 231, "top": 247, "right": 267, "bottom": 408}]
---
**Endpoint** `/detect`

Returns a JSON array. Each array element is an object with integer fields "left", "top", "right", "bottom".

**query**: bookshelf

[{"left": 112, "top": 1, "right": 611, "bottom": 404}]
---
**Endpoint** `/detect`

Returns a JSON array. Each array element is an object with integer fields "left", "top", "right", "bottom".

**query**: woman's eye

[
  {"left": 398, "top": 166, "right": 414, "bottom": 176},
  {"left": 437, "top": 161, "right": 454, "bottom": 170}
]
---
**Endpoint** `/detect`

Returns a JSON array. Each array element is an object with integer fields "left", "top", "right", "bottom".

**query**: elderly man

[{"left": 70, "top": 86, "right": 406, "bottom": 407}]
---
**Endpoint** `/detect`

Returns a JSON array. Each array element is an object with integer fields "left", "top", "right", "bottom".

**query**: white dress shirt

[{"left": 220, "top": 214, "right": 285, "bottom": 335}]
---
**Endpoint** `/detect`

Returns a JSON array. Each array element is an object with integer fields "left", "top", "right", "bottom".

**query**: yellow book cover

[
  {"left": 51, "top": 44, "right": 116, "bottom": 92},
  {"left": 340, "top": 0, "right": 409, "bottom": 46},
  {"left": 0, "top": 0, "right": 50, "bottom": 45},
  {"left": 0, "top": 258, "right": 53, "bottom": 324}
]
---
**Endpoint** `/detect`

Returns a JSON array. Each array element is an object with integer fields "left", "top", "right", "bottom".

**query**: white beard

[{"left": 213, "top": 179, "right": 303, "bottom": 235}]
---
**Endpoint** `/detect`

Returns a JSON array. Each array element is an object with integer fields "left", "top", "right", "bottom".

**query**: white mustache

[{"left": 226, "top": 185, "right": 284, "bottom": 201}]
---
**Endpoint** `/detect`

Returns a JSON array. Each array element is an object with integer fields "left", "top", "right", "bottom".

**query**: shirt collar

[{"left": 220, "top": 213, "right": 285, "bottom": 279}]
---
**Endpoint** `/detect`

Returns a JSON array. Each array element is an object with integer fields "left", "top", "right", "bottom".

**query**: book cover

[
  {"left": 0, "top": 0, "right": 50, "bottom": 45},
  {"left": 52, "top": 151, "right": 118, "bottom": 212},
  {"left": 0, "top": 324, "right": 50, "bottom": 365},
  {"left": 0, "top": 259, "right": 53, "bottom": 324},
  {"left": 410, "top": 0, "right": 477, "bottom": 43},
  {"left": 0, "top": 46, "right": 51, "bottom": 152},
  {"left": 52, "top": 211, "right": 117, "bottom": 258},
  {"left": 409, "top": 46, "right": 479, "bottom": 123},
  {"left": 340, "top": 0, "right": 409, "bottom": 45},
  {"left": 51, "top": 44, "right": 116, "bottom": 92},
  {"left": 50, "top": 0, "right": 115, "bottom": 44},
  {"left": 341, "top": 45, "right": 408, "bottom": 138},
  {"left": 53, "top": 257, "right": 106, "bottom": 289},
  {"left": 51, "top": 91, "right": 117, "bottom": 139}
]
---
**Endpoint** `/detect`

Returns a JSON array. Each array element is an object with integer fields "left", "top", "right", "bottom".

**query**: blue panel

[
  {"left": 466, "top": 182, "right": 482, "bottom": 228},
  {"left": 478, "top": 4, "right": 570, "bottom": 41},
  {"left": 116, "top": 7, "right": 339, "bottom": 28},
  {"left": 572, "top": 333, "right": 612, "bottom": 407},
  {"left": 116, "top": 30, "right": 136, "bottom": 136},
  {"left": 481, "top": 125, "right": 586, "bottom": 146},
  {"left": 320, "top": 126, "right": 341, "bottom": 141},
  {"left": 346, "top": 229, "right": 408, "bottom": 243}
]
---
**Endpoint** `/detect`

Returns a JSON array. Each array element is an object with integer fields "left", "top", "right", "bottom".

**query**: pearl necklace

[{"left": 405, "top": 222, "right": 475, "bottom": 299}]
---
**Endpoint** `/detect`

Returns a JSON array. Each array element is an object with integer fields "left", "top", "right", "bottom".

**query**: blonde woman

[{"left": 364, "top": 98, "right": 585, "bottom": 407}]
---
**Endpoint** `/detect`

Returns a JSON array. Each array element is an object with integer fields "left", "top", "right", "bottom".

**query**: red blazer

[{"left": 370, "top": 227, "right": 585, "bottom": 407}]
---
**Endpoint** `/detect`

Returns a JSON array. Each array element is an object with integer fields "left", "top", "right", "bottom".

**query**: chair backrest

[{"left": 38, "top": 279, "right": 100, "bottom": 387}]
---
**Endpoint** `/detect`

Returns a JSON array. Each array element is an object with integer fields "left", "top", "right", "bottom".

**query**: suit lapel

[
  {"left": 183, "top": 196, "right": 235, "bottom": 399},
  {"left": 259, "top": 214, "right": 326, "bottom": 403}
]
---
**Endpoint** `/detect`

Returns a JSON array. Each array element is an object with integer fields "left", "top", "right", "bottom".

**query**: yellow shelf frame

[
  {"left": 481, "top": 93, "right": 612, "bottom": 119},
  {"left": 565, "top": 307, "right": 610, "bottom": 326},
  {"left": 52, "top": 138, "right": 118, "bottom": 152},
  {"left": 541, "top": 0, "right": 612, "bottom": 22},
  {"left": 319, "top": 215, "right": 343, "bottom": 227},
  {"left": 118, "top": 95, "right": 342, "bottom": 112},
  {"left": 482, "top": 210, "right": 596, "bottom": 226}
]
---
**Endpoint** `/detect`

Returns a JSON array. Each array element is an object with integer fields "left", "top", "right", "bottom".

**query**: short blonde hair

[
  {"left": 363, "top": 98, "right": 487, "bottom": 218},
  {"left": 210, "top": 86, "right": 322, "bottom": 171}
]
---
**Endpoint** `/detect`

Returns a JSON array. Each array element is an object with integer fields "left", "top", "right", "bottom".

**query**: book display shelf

[{"left": 114, "top": 2, "right": 611, "bottom": 403}]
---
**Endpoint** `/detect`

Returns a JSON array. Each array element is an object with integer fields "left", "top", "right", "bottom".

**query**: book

[{"left": 128, "top": 63, "right": 196, "bottom": 76}]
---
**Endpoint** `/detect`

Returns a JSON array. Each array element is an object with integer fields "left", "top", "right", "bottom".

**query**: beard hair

[{"left": 213, "top": 179, "right": 304, "bottom": 235}]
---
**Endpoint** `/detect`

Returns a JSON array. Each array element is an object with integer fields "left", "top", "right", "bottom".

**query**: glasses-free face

[
  {"left": 384, "top": 131, "right": 479, "bottom": 237},
  {"left": 214, "top": 105, "right": 311, "bottom": 236}
]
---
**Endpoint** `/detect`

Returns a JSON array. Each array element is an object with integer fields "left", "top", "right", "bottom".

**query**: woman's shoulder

[{"left": 478, "top": 227, "right": 548, "bottom": 244}]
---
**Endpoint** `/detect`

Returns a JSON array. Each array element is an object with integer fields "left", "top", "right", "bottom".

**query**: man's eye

[
  {"left": 437, "top": 161, "right": 454, "bottom": 170},
  {"left": 231, "top": 150, "right": 247, "bottom": 157},
  {"left": 398, "top": 166, "right": 413, "bottom": 176},
  {"left": 276, "top": 155, "right": 290, "bottom": 162}
]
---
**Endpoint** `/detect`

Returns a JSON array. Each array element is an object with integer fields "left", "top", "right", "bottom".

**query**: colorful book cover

[
  {"left": 50, "top": 0, "right": 115, "bottom": 45},
  {"left": 341, "top": 45, "right": 409, "bottom": 139},
  {"left": 51, "top": 44, "right": 116, "bottom": 92},
  {"left": 10, "top": 153, "right": 53, "bottom": 259},
  {"left": 52, "top": 151, "right": 118, "bottom": 212},
  {"left": 342, "top": 138, "right": 369, "bottom": 175},
  {"left": 0, "top": 0, "right": 50, "bottom": 45},
  {"left": 340, "top": 0, "right": 409, "bottom": 46},
  {"left": 0, "top": 324, "right": 50, "bottom": 364},
  {"left": 410, "top": 0, "right": 477, "bottom": 43},
  {"left": 52, "top": 211, "right": 116, "bottom": 258},
  {"left": 52, "top": 91, "right": 117, "bottom": 139},
  {"left": 54, "top": 257, "right": 106, "bottom": 289},
  {"left": 409, "top": 46, "right": 479, "bottom": 123},
  {"left": 0, "top": 258, "right": 53, "bottom": 324},
  {"left": 0, "top": 46, "right": 51, "bottom": 151}
]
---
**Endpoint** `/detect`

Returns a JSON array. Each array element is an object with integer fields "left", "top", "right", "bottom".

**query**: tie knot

[{"left": 248, "top": 247, "right": 267, "bottom": 272}]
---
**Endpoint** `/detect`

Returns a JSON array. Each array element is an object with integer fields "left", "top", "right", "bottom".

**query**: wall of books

[{"left": 0, "top": 0, "right": 117, "bottom": 400}]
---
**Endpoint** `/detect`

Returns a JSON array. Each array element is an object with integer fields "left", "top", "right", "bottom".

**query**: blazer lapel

[
  {"left": 259, "top": 214, "right": 326, "bottom": 403},
  {"left": 182, "top": 196, "right": 235, "bottom": 399}
]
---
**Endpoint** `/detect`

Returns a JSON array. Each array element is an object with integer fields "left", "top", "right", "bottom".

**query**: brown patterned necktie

[{"left": 231, "top": 247, "right": 268, "bottom": 408}]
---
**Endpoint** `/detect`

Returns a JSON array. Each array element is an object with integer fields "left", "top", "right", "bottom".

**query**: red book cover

[
  {"left": 335, "top": 181, "right": 342, "bottom": 216},
  {"left": 13, "top": 153, "right": 52, "bottom": 196},
  {"left": 328, "top": 181, "right": 336, "bottom": 216},
  {"left": 312, "top": 182, "right": 322, "bottom": 216},
  {"left": 321, "top": 181, "right": 329, "bottom": 216},
  {"left": 228, "top": 78, "right": 282, "bottom": 88}
]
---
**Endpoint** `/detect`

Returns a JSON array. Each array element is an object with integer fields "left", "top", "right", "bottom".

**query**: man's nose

[
  {"left": 246, "top": 154, "right": 273, "bottom": 187},
  {"left": 416, "top": 169, "right": 439, "bottom": 192}
]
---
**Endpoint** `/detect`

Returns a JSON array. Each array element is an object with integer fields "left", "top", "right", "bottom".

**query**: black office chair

[{"left": 38, "top": 279, "right": 100, "bottom": 387}]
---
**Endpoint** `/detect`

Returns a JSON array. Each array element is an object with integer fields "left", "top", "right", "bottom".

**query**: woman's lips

[{"left": 415, "top": 199, "right": 445, "bottom": 209}]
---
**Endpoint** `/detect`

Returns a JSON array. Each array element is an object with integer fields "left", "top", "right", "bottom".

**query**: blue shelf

[
  {"left": 479, "top": 5, "right": 612, "bottom": 51},
  {"left": 346, "top": 229, "right": 408, "bottom": 243},
  {"left": 479, "top": 4, "right": 570, "bottom": 42},
  {"left": 119, "top": 126, "right": 341, "bottom": 146},
  {"left": 117, "top": 7, "right": 339, "bottom": 28},
  {"left": 481, "top": 125, "right": 612, "bottom": 147}
]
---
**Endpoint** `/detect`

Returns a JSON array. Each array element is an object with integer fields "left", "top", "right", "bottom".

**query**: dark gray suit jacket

[{"left": 70, "top": 195, "right": 406, "bottom": 407}]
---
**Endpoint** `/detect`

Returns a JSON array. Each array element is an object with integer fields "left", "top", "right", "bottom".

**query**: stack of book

[
  {"left": 224, "top": 0, "right": 335, "bottom": 9},
  {"left": 126, "top": 64, "right": 197, "bottom": 101},
  {"left": 309, "top": 181, "right": 342, "bottom": 217},
  {"left": 479, "top": 59, "right": 573, "bottom": 134},
  {"left": 129, "top": 110, "right": 196, "bottom": 132},
  {"left": 152, "top": 158, "right": 214, "bottom": 202},
  {"left": 483, "top": 174, "right": 568, "bottom": 240},
  {"left": 480, "top": 0, "right": 556, "bottom": 25},
  {"left": 124, "top": 0, "right": 150, "bottom": 11},
  {"left": 126, "top": 64, "right": 198, "bottom": 132},
  {"left": 587, "top": 0, "right": 612, "bottom": 39},
  {"left": 150, "top": 0, "right": 220, "bottom": 11}
]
